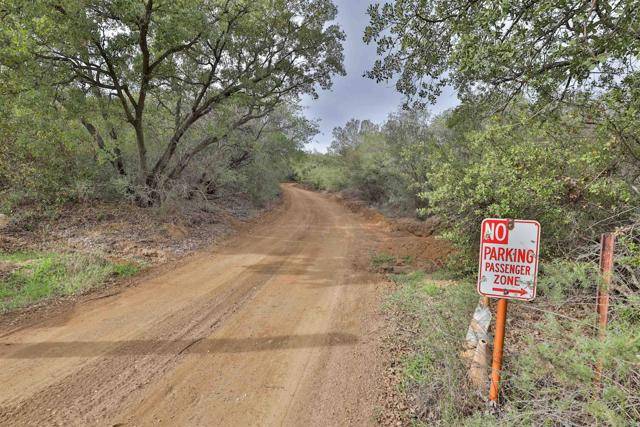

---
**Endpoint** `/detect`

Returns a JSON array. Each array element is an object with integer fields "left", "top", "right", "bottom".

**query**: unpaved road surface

[{"left": 0, "top": 185, "right": 386, "bottom": 426}]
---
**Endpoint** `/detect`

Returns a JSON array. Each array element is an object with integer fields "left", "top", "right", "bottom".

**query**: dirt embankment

[
  {"left": 1, "top": 194, "right": 279, "bottom": 265},
  {"left": 327, "top": 191, "right": 452, "bottom": 272}
]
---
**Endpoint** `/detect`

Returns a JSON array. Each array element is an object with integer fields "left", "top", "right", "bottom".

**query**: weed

[
  {"left": 112, "top": 262, "right": 140, "bottom": 277},
  {"left": 371, "top": 252, "right": 396, "bottom": 270},
  {"left": 0, "top": 251, "right": 139, "bottom": 312}
]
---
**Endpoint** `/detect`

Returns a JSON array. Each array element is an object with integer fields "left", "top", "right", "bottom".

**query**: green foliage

[
  {"left": 0, "top": 81, "right": 112, "bottom": 209},
  {"left": 294, "top": 110, "right": 432, "bottom": 216},
  {"left": 499, "top": 253, "right": 640, "bottom": 425},
  {"left": 364, "top": 0, "right": 640, "bottom": 107},
  {"left": 331, "top": 116, "right": 426, "bottom": 213},
  {"left": 292, "top": 153, "right": 348, "bottom": 191},
  {"left": 0, "top": 251, "right": 139, "bottom": 311},
  {"left": 424, "top": 106, "right": 636, "bottom": 270},
  {"left": 1, "top": 0, "right": 344, "bottom": 207},
  {"left": 386, "top": 272, "right": 481, "bottom": 424},
  {"left": 364, "top": 0, "right": 640, "bottom": 176},
  {"left": 388, "top": 262, "right": 640, "bottom": 425},
  {"left": 343, "top": 131, "right": 409, "bottom": 207},
  {"left": 538, "top": 260, "right": 599, "bottom": 305}
]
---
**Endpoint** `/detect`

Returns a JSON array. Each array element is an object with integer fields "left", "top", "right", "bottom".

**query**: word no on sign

[{"left": 477, "top": 219, "right": 540, "bottom": 301}]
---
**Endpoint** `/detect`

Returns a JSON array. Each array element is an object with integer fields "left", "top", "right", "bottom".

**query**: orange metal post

[
  {"left": 489, "top": 298, "right": 508, "bottom": 403},
  {"left": 595, "top": 233, "right": 615, "bottom": 388}
]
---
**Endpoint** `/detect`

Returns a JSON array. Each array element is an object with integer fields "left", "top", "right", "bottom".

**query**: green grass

[
  {"left": 0, "top": 251, "right": 139, "bottom": 312},
  {"left": 386, "top": 264, "right": 640, "bottom": 426},
  {"left": 386, "top": 270, "right": 481, "bottom": 424},
  {"left": 385, "top": 271, "right": 442, "bottom": 312},
  {"left": 371, "top": 252, "right": 396, "bottom": 270}
]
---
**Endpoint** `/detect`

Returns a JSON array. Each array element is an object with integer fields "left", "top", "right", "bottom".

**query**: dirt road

[{"left": 0, "top": 185, "right": 386, "bottom": 426}]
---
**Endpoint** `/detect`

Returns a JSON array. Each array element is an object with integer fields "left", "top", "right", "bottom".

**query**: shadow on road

[{"left": 0, "top": 332, "right": 359, "bottom": 358}]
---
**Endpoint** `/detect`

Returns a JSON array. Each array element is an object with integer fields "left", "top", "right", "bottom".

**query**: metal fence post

[{"left": 595, "top": 233, "right": 615, "bottom": 389}]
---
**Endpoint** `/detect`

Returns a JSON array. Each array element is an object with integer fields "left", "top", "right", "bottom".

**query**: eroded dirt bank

[{"left": 0, "top": 184, "right": 390, "bottom": 426}]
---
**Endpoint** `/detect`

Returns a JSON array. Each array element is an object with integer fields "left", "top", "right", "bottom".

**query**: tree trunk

[
  {"left": 134, "top": 123, "right": 149, "bottom": 186},
  {"left": 80, "top": 118, "right": 127, "bottom": 177}
]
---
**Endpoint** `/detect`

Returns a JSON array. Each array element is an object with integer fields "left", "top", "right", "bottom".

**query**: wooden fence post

[{"left": 594, "top": 233, "right": 615, "bottom": 389}]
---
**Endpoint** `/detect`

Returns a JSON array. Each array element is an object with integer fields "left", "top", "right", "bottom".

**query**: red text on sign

[
  {"left": 493, "top": 275, "right": 520, "bottom": 286},
  {"left": 484, "top": 262, "right": 531, "bottom": 275},
  {"left": 483, "top": 247, "right": 535, "bottom": 264},
  {"left": 482, "top": 219, "right": 509, "bottom": 244}
]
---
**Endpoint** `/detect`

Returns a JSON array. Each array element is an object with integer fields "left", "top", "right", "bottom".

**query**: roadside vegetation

[
  {"left": 383, "top": 243, "right": 639, "bottom": 425},
  {"left": 384, "top": 271, "right": 479, "bottom": 423},
  {"left": 0, "top": 251, "right": 138, "bottom": 312}
]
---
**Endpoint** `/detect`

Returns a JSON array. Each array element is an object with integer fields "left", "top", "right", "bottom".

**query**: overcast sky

[{"left": 301, "top": 0, "right": 459, "bottom": 152}]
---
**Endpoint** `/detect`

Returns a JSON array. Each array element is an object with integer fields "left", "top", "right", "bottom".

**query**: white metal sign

[{"left": 477, "top": 219, "right": 540, "bottom": 301}]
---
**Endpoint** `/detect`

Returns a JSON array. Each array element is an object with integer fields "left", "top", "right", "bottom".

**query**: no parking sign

[
  {"left": 477, "top": 218, "right": 541, "bottom": 404},
  {"left": 477, "top": 219, "right": 540, "bottom": 301}
]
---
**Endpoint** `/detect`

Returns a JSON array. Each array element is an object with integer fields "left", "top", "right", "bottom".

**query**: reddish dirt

[
  {"left": 329, "top": 192, "right": 452, "bottom": 272},
  {"left": 0, "top": 193, "right": 268, "bottom": 264},
  {"left": 0, "top": 184, "right": 392, "bottom": 426}
]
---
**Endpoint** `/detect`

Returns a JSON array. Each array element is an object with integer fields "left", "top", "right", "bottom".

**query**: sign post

[
  {"left": 477, "top": 218, "right": 540, "bottom": 404},
  {"left": 489, "top": 298, "right": 507, "bottom": 402}
]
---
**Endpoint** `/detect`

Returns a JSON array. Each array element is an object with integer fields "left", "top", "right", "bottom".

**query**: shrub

[
  {"left": 425, "top": 108, "right": 636, "bottom": 272},
  {"left": 292, "top": 153, "right": 348, "bottom": 191}
]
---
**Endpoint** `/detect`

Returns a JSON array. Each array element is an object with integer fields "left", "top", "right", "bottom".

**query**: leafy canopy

[
  {"left": 364, "top": 0, "right": 640, "bottom": 106},
  {"left": 2, "top": 0, "right": 345, "bottom": 198}
]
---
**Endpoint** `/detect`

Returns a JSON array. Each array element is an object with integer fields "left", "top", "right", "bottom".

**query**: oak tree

[
  {"left": 5, "top": 0, "right": 344, "bottom": 203},
  {"left": 364, "top": 0, "right": 640, "bottom": 107}
]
